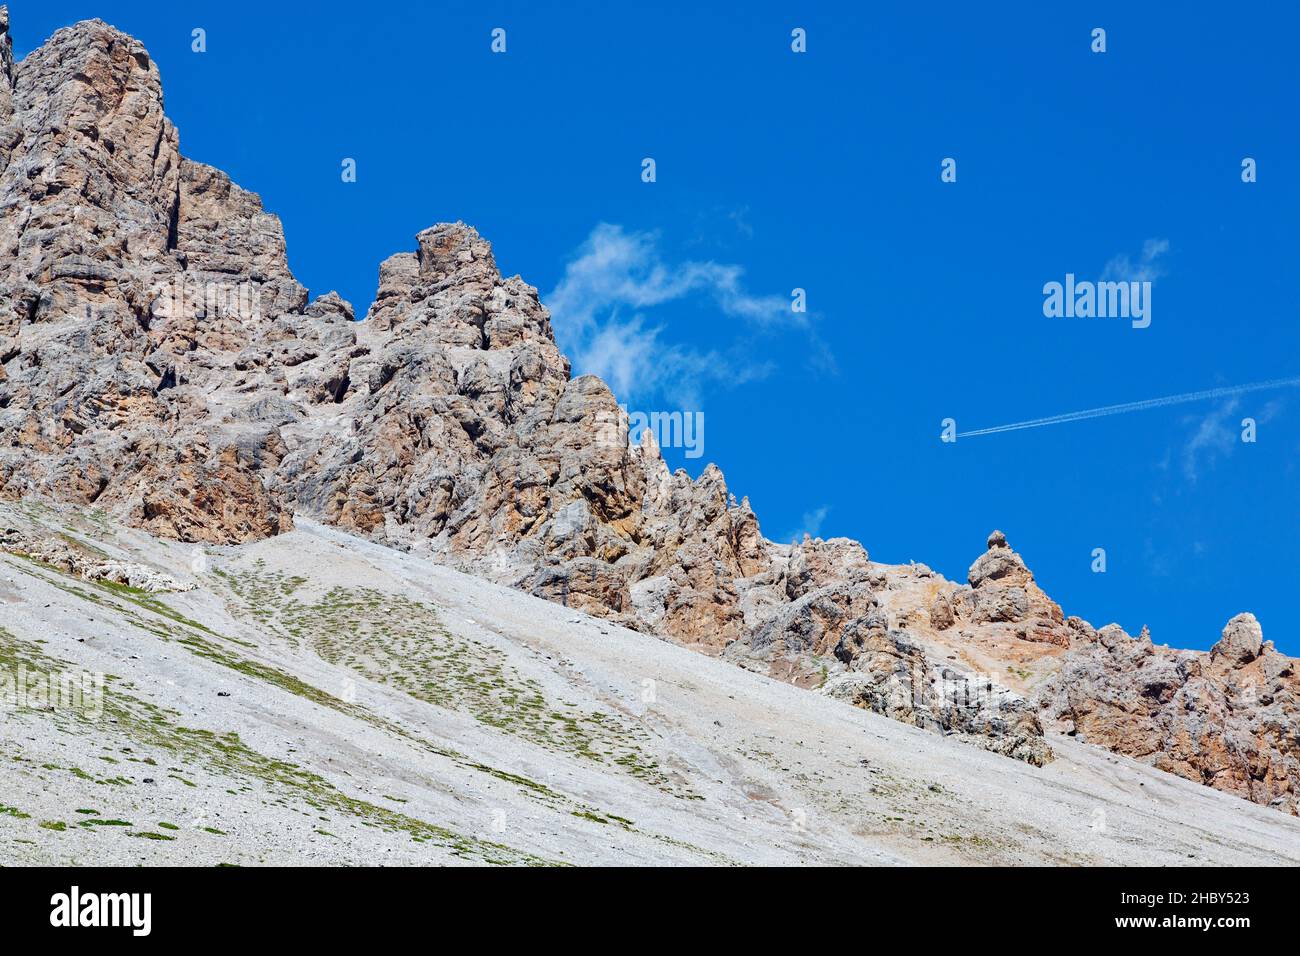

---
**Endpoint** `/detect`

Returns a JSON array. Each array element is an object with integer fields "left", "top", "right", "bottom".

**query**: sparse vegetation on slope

[{"left": 217, "top": 564, "right": 691, "bottom": 797}]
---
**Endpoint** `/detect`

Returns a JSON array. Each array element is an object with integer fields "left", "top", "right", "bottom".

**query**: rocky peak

[
  {"left": 362, "top": 221, "right": 562, "bottom": 371},
  {"left": 968, "top": 529, "right": 1033, "bottom": 588},
  {"left": 1211, "top": 612, "right": 1264, "bottom": 667},
  {"left": 416, "top": 221, "right": 496, "bottom": 282},
  {"left": 947, "top": 531, "right": 1068, "bottom": 644},
  {"left": 1, "top": 16, "right": 180, "bottom": 326}
]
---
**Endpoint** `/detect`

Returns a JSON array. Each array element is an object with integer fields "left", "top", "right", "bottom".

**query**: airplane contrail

[{"left": 956, "top": 376, "right": 1300, "bottom": 438}]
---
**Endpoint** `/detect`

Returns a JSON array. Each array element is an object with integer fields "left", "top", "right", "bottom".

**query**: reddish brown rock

[{"left": 1035, "top": 613, "right": 1299, "bottom": 814}]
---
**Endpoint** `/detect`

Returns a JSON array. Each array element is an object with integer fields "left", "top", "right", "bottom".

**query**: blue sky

[{"left": 17, "top": 2, "right": 1300, "bottom": 653}]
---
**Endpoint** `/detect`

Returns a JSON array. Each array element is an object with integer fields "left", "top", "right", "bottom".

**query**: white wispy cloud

[
  {"left": 1103, "top": 238, "right": 1169, "bottom": 284},
  {"left": 781, "top": 505, "right": 830, "bottom": 543},
  {"left": 728, "top": 205, "right": 754, "bottom": 239},
  {"left": 1182, "top": 399, "right": 1240, "bottom": 482},
  {"left": 1181, "top": 396, "right": 1284, "bottom": 481},
  {"left": 576, "top": 313, "right": 771, "bottom": 407},
  {"left": 545, "top": 224, "right": 808, "bottom": 405}
]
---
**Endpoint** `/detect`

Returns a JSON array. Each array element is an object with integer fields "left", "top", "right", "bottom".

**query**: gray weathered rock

[{"left": 1034, "top": 613, "right": 1299, "bottom": 814}]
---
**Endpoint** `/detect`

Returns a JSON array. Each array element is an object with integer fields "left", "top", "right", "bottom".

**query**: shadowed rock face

[{"left": 0, "top": 11, "right": 1295, "bottom": 811}]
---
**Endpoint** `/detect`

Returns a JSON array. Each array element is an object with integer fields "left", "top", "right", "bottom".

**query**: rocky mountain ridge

[{"left": 1, "top": 10, "right": 1295, "bottom": 815}]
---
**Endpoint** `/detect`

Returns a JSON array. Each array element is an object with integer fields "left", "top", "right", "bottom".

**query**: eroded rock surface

[{"left": 1035, "top": 613, "right": 1299, "bottom": 814}]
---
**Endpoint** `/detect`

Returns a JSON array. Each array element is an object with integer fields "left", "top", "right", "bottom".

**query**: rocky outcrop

[
  {"left": 0, "top": 15, "right": 295, "bottom": 541},
  {"left": 822, "top": 625, "right": 1054, "bottom": 767},
  {"left": 950, "top": 530, "right": 1069, "bottom": 644},
  {"left": 1034, "top": 613, "right": 1300, "bottom": 814},
  {"left": 0, "top": 10, "right": 1295, "bottom": 814},
  {"left": 1, "top": 524, "right": 191, "bottom": 592}
]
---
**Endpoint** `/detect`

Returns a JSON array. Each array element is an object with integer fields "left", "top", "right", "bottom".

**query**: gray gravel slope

[{"left": 2, "top": 502, "right": 1296, "bottom": 865}]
